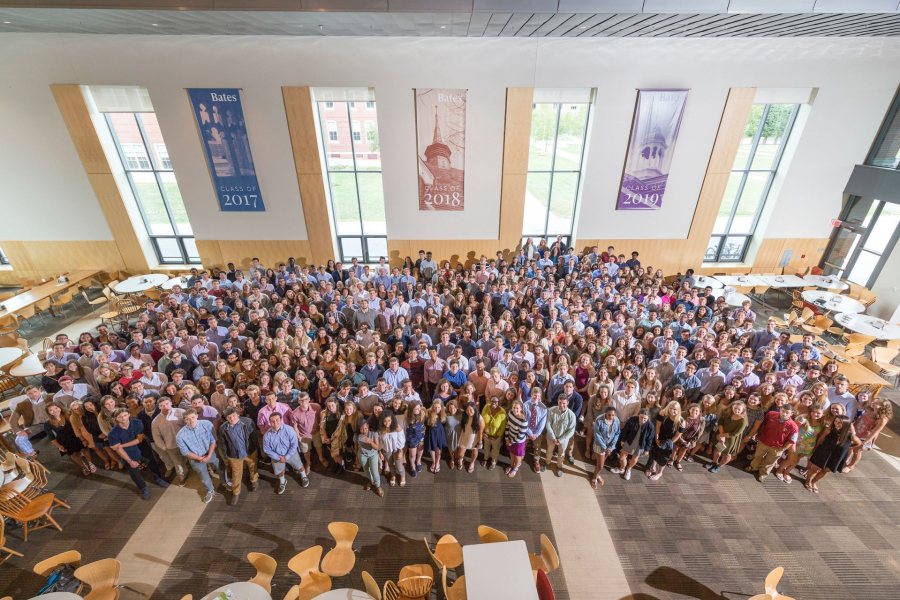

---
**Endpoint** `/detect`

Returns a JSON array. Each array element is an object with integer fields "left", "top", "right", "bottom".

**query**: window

[
  {"left": 324, "top": 101, "right": 334, "bottom": 109},
  {"left": 316, "top": 98, "right": 386, "bottom": 263},
  {"left": 706, "top": 103, "right": 799, "bottom": 262},
  {"left": 0, "top": 247, "right": 9, "bottom": 266},
  {"left": 522, "top": 102, "right": 591, "bottom": 245},
  {"left": 105, "top": 112, "right": 199, "bottom": 265},
  {"left": 866, "top": 86, "right": 900, "bottom": 169},
  {"left": 348, "top": 102, "right": 356, "bottom": 109},
  {"left": 366, "top": 101, "right": 375, "bottom": 110},
  {"left": 821, "top": 196, "right": 900, "bottom": 287}
]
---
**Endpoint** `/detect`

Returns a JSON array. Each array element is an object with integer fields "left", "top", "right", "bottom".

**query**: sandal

[
  {"left": 507, "top": 467, "right": 519, "bottom": 478},
  {"left": 81, "top": 465, "right": 91, "bottom": 476},
  {"left": 376, "top": 487, "right": 384, "bottom": 497},
  {"left": 674, "top": 461, "right": 683, "bottom": 472},
  {"left": 399, "top": 478, "right": 406, "bottom": 487},
  {"left": 87, "top": 462, "right": 98, "bottom": 474},
  {"left": 590, "top": 478, "right": 598, "bottom": 490},
  {"left": 434, "top": 465, "right": 441, "bottom": 474},
  {"left": 389, "top": 476, "right": 396, "bottom": 487},
  {"left": 467, "top": 461, "right": 475, "bottom": 473},
  {"left": 812, "top": 484, "right": 819, "bottom": 493}
]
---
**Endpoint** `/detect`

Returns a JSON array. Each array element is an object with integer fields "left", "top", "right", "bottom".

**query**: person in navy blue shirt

[{"left": 108, "top": 408, "right": 169, "bottom": 500}]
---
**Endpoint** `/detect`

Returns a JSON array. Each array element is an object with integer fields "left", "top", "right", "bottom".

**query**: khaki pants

[
  {"left": 750, "top": 442, "right": 782, "bottom": 476},
  {"left": 484, "top": 436, "right": 503, "bottom": 462},
  {"left": 541, "top": 436, "right": 566, "bottom": 469},
  {"left": 226, "top": 452, "right": 259, "bottom": 496}
]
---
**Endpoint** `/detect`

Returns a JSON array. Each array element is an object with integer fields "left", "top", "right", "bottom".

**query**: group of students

[{"left": 9, "top": 243, "right": 893, "bottom": 502}]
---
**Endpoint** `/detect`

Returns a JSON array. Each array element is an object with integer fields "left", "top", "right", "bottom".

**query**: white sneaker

[
  {"left": 610, "top": 467, "right": 624, "bottom": 474},
  {"left": 624, "top": 469, "right": 632, "bottom": 481}
]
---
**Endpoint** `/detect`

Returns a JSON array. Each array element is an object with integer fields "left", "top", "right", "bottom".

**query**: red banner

[{"left": 415, "top": 88, "right": 466, "bottom": 211}]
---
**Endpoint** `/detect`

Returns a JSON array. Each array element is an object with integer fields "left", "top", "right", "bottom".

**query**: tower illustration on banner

[{"left": 415, "top": 88, "right": 466, "bottom": 211}]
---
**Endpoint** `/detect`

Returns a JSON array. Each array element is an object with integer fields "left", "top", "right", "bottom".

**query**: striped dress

[{"left": 505, "top": 412, "right": 528, "bottom": 445}]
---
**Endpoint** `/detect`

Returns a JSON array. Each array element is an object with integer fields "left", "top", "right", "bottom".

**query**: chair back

[
  {"left": 477, "top": 524, "right": 509, "bottom": 543},
  {"left": 539, "top": 534, "right": 561, "bottom": 573},
  {"left": 287, "top": 545, "right": 323, "bottom": 579},
  {"left": 397, "top": 575, "right": 433, "bottom": 598},
  {"left": 362, "top": 570, "right": 382, "bottom": 600},
  {"left": 399, "top": 563, "right": 433, "bottom": 581},
  {"left": 247, "top": 551, "right": 277, "bottom": 593},
  {"left": 442, "top": 566, "right": 467, "bottom": 600},
  {"left": 382, "top": 580, "right": 402, "bottom": 600},
  {"left": 535, "top": 569, "right": 555, "bottom": 600},
  {"left": 434, "top": 534, "right": 463, "bottom": 569},
  {"left": 33, "top": 550, "right": 83, "bottom": 577},
  {"left": 873, "top": 347, "right": 899, "bottom": 364},
  {"left": 74, "top": 558, "right": 121, "bottom": 595},
  {"left": 297, "top": 570, "right": 331, "bottom": 600},
  {"left": 328, "top": 520, "right": 359, "bottom": 547}
]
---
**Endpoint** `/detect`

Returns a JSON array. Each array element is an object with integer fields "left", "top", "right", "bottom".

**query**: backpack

[{"left": 37, "top": 565, "right": 82, "bottom": 594}]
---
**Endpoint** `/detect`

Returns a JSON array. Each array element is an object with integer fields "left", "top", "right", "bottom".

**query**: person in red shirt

[{"left": 748, "top": 405, "right": 799, "bottom": 482}]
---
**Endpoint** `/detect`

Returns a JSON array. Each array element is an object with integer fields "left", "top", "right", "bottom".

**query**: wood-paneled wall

[
  {"left": 0, "top": 241, "right": 124, "bottom": 285},
  {"left": 196, "top": 240, "right": 313, "bottom": 271},
  {"left": 498, "top": 88, "right": 534, "bottom": 250},
  {"left": 282, "top": 86, "right": 335, "bottom": 266},
  {"left": 387, "top": 240, "right": 506, "bottom": 269},
  {"left": 51, "top": 84, "right": 148, "bottom": 272}
]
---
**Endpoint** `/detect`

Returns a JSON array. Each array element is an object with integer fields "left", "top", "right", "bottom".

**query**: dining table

[
  {"left": 753, "top": 274, "right": 808, "bottom": 288},
  {"left": 712, "top": 275, "right": 767, "bottom": 288},
  {"left": 114, "top": 274, "right": 169, "bottom": 294},
  {"left": 200, "top": 581, "right": 271, "bottom": 600},
  {"left": 833, "top": 312, "right": 900, "bottom": 341},
  {"left": 8, "top": 354, "right": 47, "bottom": 377},
  {"left": 313, "top": 590, "right": 375, "bottom": 600},
  {"left": 724, "top": 292, "right": 752, "bottom": 307},
  {"left": 0, "top": 347, "right": 24, "bottom": 369},
  {"left": 161, "top": 276, "right": 191, "bottom": 290},
  {"left": 802, "top": 274, "right": 849, "bottom": 290},
  {"left": 463, "top": 540, "right": 538, "bottom": 600},
  {"left": 0, "top": 270, "right": 99, "bottom": 319},
  {"left": 801, "top": 290, "right": 866, "bottom": 314},
  {"left": 27, "top": 593, "right": 83, "bottom": 600},
  {"left": 692, "top": 275, "right": 725, "bottom": 289}
]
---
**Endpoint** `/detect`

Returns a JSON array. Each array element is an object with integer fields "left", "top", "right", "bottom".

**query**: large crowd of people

[{"left": 8, "top": 239, "right": 893, "bottom": 503}]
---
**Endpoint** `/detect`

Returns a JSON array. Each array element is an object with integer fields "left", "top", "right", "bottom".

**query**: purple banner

[{"left": 617, "top": 90, "right": 688, "bottom": 211}]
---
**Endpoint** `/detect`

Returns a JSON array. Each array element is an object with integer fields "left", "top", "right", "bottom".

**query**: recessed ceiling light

[
  {"left": 151, "top": 23, "right": 159, "bottom": 27},
  {"left": 580, "top": 25, "right": 588, "bottom": 29},
  {"left": 440, "top": 25, "right": 446, "bottom": 29},
  {"left": 2, "top": 21, "right": 10, "bottom": 24}
]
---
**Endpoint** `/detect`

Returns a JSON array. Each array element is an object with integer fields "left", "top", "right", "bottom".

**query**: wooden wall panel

[
  {"left": 388, "top": 240, "right": 502, "bottom": 268},
  {"left": 282, "top": 86, "right": 334, "bottom": 266},
  {"left": 498, "top": 88, "right": 534, "bottom": 250},
  {"left": 197, "top": 240, "right": 312, "bottom": 271},
  {"left": 51, "top": 84, "right": 148, "bottom": 272},
  {"left": 0, "top": 241, "right": 124, "bottom": 284}
]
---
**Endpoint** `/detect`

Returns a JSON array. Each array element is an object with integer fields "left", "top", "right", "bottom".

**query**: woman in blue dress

[{"left": 424, "top": 398, "right": 447, "bottom": 473}]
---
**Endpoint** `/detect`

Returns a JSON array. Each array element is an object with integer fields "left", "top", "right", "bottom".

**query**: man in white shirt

[{"left": 610, "top": 380, "right": 642, "bottom": 422}]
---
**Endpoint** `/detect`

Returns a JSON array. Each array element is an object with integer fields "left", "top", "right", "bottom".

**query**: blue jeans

[
  {"left": 359, "top": 448, "right": 380, "bottom": 488},
  {"left": 189, "top": 454, "right": 225, "bottom": 494},
  {"left": 271, "top": 450, "right": 305, "bottom": 481}
]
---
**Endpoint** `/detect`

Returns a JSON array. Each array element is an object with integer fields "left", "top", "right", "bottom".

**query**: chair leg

[
  {"left": 52, "top": 496, "right": 70, "bottom": 509},
  {"left": 45, "top": 514, "right": 63, "bottom": 533}
]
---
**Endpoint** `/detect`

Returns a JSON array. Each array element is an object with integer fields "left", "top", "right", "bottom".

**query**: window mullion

[
  {"left": 544, "top": 104, "right": 563, "bottom": 237},
  {"left": 722, "top": 170, "right": 749, "bottom": 235}
]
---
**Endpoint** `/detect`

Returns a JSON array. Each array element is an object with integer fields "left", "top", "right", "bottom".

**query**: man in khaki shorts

[{"left": 290, "top": 392, "right": 324, "bottom": 475}]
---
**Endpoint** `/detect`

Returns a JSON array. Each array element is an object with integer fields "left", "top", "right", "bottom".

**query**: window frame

[
  {"left": 706, "top": 103, "right": 800, "bottom": 263},
  {"left": 820, "top": 196, "right": 900, "bottom": 287},
  {"left": 0, "top": 247, "right": 9, "bottom": 266},
  {"left": 522, "top": 102, "right": 591, "bottom": 243},
  {"left": 865, "top": 85, "right": 900, "bottom": 170},
  {"left": 104, "top": 112, "right": 200, "bottom": 265}
]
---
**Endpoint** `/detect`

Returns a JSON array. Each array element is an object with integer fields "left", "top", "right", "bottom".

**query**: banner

[
  {"left": 616, "top": 89, "right": 688, "bottom": 211},
  {"left": 415, "top": 88, "right": 466, "bottom": 211},
  {"left": 187, "top": 88, "right": 265, "bottom": 212}
]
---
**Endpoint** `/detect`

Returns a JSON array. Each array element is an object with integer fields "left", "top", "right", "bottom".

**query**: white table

[
  {"left": 692, "top": 276, "right": 724, "bottom": 289},
  {"left": 314, "top": 590, "right": 375, "bottom": 600},
  {"left": 201, "top": 581, "right": 271, "bottom": 600},
  {"left": 0, "top": 347, "right": 24, "bottom": 369},
  {"left": 713, "top": 275, "right": 766, "bottom": 288},
  {"left": 27, "top": 593, "right": 83, "bottom": 600},
  {"left": 115, "top": 276, "right": 166, "bottom": 294},
  {"left": 834, "top": 313, "right": 900, "bottom": 341},
  {"left": 803, "top": 275, "right": 849, "bottom": 290},
  {"left": 161, "top": 276, "right": 190, "bottom": 291},
  {"left": 463, "top": 540, "right": 538, "bottom": 600},
  {"left": 8, "top": 354, "right": 45, "bottom": 377},
  {"left": 754, "top": 274, "right": 808, "bottom": 288},
  {"left": 801, "top": 291, "right": 866, "bottom": 314},
  {"left": 725, "top": 293, "right": 752, "bottom": 307}
]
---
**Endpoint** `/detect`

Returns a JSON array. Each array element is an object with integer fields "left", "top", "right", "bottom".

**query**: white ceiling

[{"left": 0, "top": 1, "right": 899, "bottom": 36}]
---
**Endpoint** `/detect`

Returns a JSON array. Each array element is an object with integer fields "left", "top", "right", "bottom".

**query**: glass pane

[
  {"left": 182, "top": 237, "right": 201, "bottom": 263},
  {"left": 705, "top": 237, "right": 721, "bottom": 262},
  {"left": 320, "top": 103, "right": 353, "bottom": 171},
  {"left": 329, "top": 172, "right": 362, "bottom": 235},
  {"left": 108, "top": 114, "right": 151, "bottom": 170},
  {"left": 129, "top": 172, "right": 174, "bottom": 235},
  {"left": 750, "top": 105, "right": 794, "bottom": 170},
  {"left": 357, "top": 173, "right": 386, "bottom": 235},
  {"left": 733, "top": 104, "right": 764, "bottom": 170},
  {"left": 863, "top": 201, "right": 900, "bottom": 253},
  {"left": 366, "top": 237, "right": 388, "bottom": 261},
  {"left": 137, "top": 113, "right": 171, "bottom": 170},
  {"left": 155, "top": 237, "right": 183, "bottom": 263},
  {"left": 359, "top": 119, "right": 381, "bottom": 171},
  {"left": 713, "top": 172, "right": 744, "bottom": 234},
  {"left": 866, "top": 96, "right": 900, "bottom": 169},
  {"left": 547, "top": 172, "right": 577, "bottom": 235},
  {"left": 523, "top": 172, "right": 551, "bottom": 236},
  {"left": 528, "top": 104, "right": 557, "bottom": 171},
  {"left": 340, "top": 237, "right": 363, "bottom": 261},
  {"left": 158, "top": 172, "right": 192, "bottom": 235},
  {"left": 843, "top": 197, "right": 880, "bottom": 227},
  {"left": 823, "top": 228, "right": 861, "bottom": 271},
  {"left": 847, "top": 250, "right": 880, "bottom": 286},
  {"left": 719, "top": 236, "right": 747, "bottom": 261},
  {"left": 730, "top": 172, "right": 770, "bottom": 234},
  {"left": 553, "top": 104, "right": 589, "bottom": 171}
]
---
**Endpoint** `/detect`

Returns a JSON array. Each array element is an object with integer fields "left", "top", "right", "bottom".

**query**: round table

[
  {"left": 0, "top": 347, "right": 24, "bottom": 369},
  {"left": 725, "top": 293, "right": 751, "bottom": 307},
  {"left": 200, "top": 581, "right": 271, "bottom": 600},
  {"left": 115, "top": 276, "right": 165, "bottom": 294},
  {"left": 9, "top": 354, "right": 46, "bottom": 377},
  {"left": 314, "top": 590, "right": 376, "bottom": 600},
  {"left": 125, "top": 273, "right": 169, "bottom": 286},
  {"left": 693, "top": 276, "right": 724, "bottom": 290},
  {"left": 834, "top": 312, "right": 900, "bottom": 341},
  {"left": 802, "top": 275, "right": 849, "bottom": 290},
  {"left": 161, "top": 276, "right": 190, "bottom": 291},
  {"left": 27, "top": 593, "right": 83, "bottom": 600},
  {"left": 801, "top": 290, "right": 866, "bottom": 314}
]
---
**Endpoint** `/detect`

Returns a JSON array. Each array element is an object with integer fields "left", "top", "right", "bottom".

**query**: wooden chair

[
  {"left": 842, "top": 332, "right": 876, "bottom": 347},
  {"left": 748, "top": 566, "right": 795, "bottom": 600},
  {"left": 802, "top": 314, "right": 833, "bottom": 336},
  {"left": 50, "top": 291, "right": 74, "bottom": 318},
  {"left": 287, "top": 545, "right": 323, "bottom": 581},
  {"left": 282, "top": 586, "right": 299, "bottom": 600},
  {"left": 99, "top": 294, "right": 122, "bottom": 325},
  {"left": 116, "top": 296, "right": 142, "bottom": 320},
  {"left": 399, "top": 563, "right": 433, "bottom": 581},
  {"left": 441, "top": 566, "right": 467, "bottom": 600},
  {"left": 297, "top": 570, "right": 331, "bottom": 600},
  {"left": 477, "top": 525, "right": 509, "bottom": 544},
  {"left": 528, "top": 534, "right": 561, "bottom": 574},
  {"left": 33, "top": 549, "right": 82, "bottom": 577},
  {"left": 423, "top": 534, "right": 463, "bottom": 571},
  {"left": 247, "top": 551, "right": 277, "bottom": 593},
  {"left": 362, "top": 570, "right": 382, "bottom": 600},
  {"left": 180, "top": 596, "right": 192, "bottom": 600},
  {"left": 74, "top": 558, "right": 121, "bottom": 600},
  {"left": 382, "top": 580, "right": 402, "bottom": 600},
  {"left": 397, "top": 575, "right": 433, "bottom": 599},
  {"left": 872, "top": 346, "right": 899, "bottom": 365},
  {"left": 82, "top": 290, "right": 110, "bottom": 314},
  {"left": 0, "top": 374, "right": 25, "bottom": 400},
  {"left": 13, "top": 456, "right": 70, "bottom": 508},
  {"left": 0, "top": 493, "right": 63, "bottom": 542},
  {"left": 34, "top": 298, "right": 52, "bottom": 323},
  {"left": 320, "top": 521, "right": 358, "bottom": 577},
  {"left": 0, "top": 517, "right": 23, "bottom": 564},
  {"left": 887, "top": 339, "right": 900, "bottom": 350}
]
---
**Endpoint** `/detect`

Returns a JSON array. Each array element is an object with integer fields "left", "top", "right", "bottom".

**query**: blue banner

[{"left": 187, "top": 88, "right": 265, "bottom": 212}]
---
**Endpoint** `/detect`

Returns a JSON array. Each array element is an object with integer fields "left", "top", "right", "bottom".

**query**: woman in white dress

[
  {"left": 455, "top": 401, "right": 485, "bottom": 473},
  {"left": 379, "top": 412, "right": 406, "bottom": 487}
]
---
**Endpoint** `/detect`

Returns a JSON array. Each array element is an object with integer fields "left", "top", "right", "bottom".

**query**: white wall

[{"left": 0, "top": 34, "right": 898, "bottom": 246}]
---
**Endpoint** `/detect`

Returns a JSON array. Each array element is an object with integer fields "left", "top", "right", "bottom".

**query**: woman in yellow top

[{"left": 481, "top": 396, "right": 507, "bottom": 470}]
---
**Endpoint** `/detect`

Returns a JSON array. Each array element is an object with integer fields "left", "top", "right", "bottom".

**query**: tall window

[
  {"left": 316, "top": 99, "right": 386, "bottom": 263},
  {"left": 706, "top": 103, "right": 799, "bottom": 262},
  {"left": 821, "top": 196, "right": 900, "bottom": 287},
  {"left": 866, "top": 86, "right": 900, "bottom": 169},
  {"left": 522, "top": 102, "right": 590, "bottom": 247},
  {"left": 105, "top": 113, "right": 199, "bottom": 264},
  {"left": 0, "top": 247, "right": 9, "bottom": 266}
]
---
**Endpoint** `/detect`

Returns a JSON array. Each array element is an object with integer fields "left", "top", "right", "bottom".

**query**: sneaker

[
  {"left": 488, "top": 461, "right": 496, "bottom": 471},
  {"left": 610, "top": 467, "right": 624, "bottom": 475},
  {"left": 248, "top": 480, "right": 258, "bottom": 492},
  {"left": 649, "top": 473, "right": 663, "bottom": 481},
  {"left": 541, "top": 464, "right": 547, "bottom": 473},
  {"left": 140, "top": 488, "right": 150, "bottom": 500},
  {"left": 300, "top": 476, "right": 310, "bottom": 488},
  {"left": 775, "top": 472, "right": 785, "bottom": 482},
  {"left": 624, "top": 469, "right": 632, "bottom": 481},
  {"left": 757, "top": 474, "right": 767, "bottom": 483},
  {"left": 685, "top": 456, "right": 694, "bottom": 463},
  {"left": 709, "top": 465, "right": 721, "bottom": 474},
  {"left": 203, "top": 490, "right": 215, "bottom": 504},
  {"left": 784, "top": 474, "right": 792, "bottom": 484},
  {"left": 554, "top": 469, "right": 563, "bottom": 478},
  {"left": 410, "top": 468, "right": 418, "bottom": 478},
  {"left": 277, "top": 481, "right": 287, "bottom": 495},
  {"left": 228, "top": 494, "right": 239, "bottom": 506},
  {"left": 155, "top": 478, "right": 170, "bottom": 488},
  {"left": 416, "top": 463, "right": 423, "bottom": 473},
  {"left": 176, "top": 473, "right": 187, "bottom": 485},
  {"left": 565, "top": 455, "right": 575, "bottom": 466}
]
